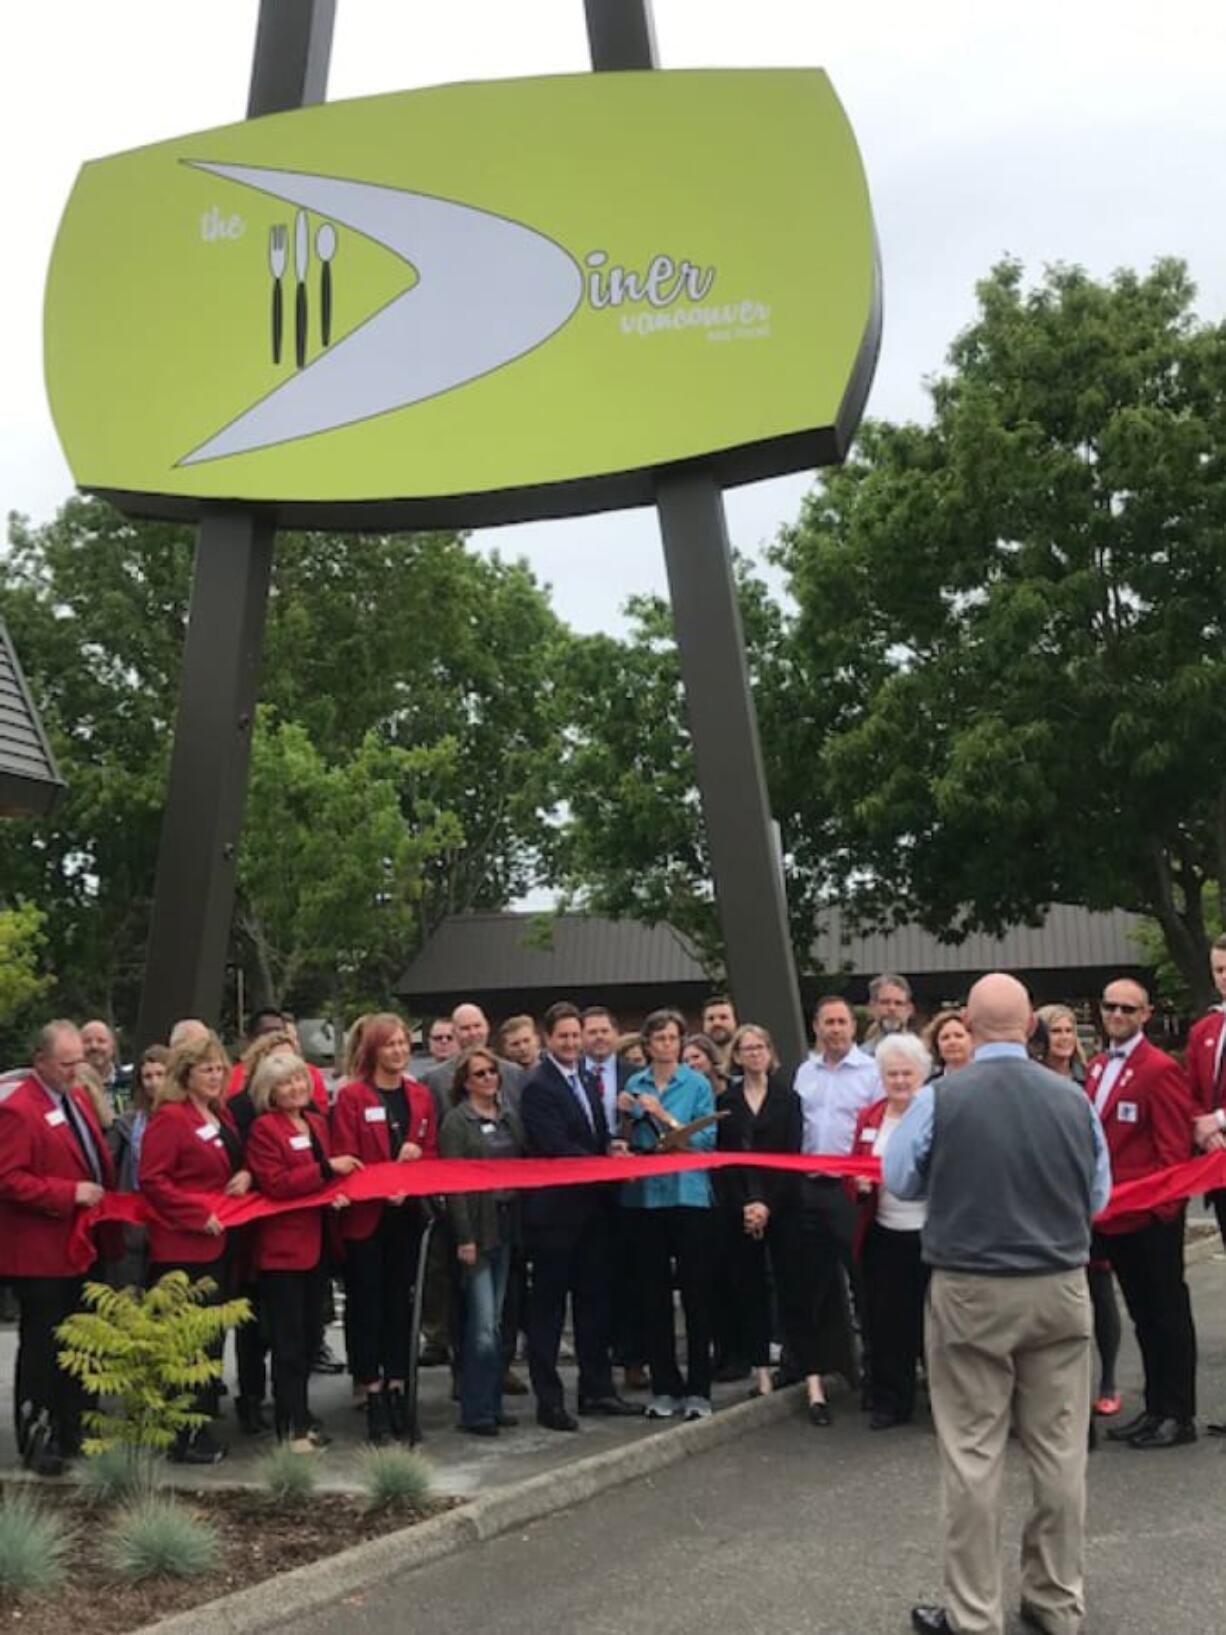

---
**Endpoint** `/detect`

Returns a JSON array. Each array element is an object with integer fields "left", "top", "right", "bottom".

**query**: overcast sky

[{"left": 3, "top": 0, "right": 1224, "bottom": 633}]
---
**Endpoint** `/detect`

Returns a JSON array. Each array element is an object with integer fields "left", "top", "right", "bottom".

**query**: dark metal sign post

[
  {"left": 135, "top": 0, "right": 336, "bottom": 1049},
  {"left": 584, "top": 0, "right": 807, "bottom": 1066}
]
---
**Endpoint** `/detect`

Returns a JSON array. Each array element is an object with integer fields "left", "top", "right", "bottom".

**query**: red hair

[{"left": 353, "top": 1012, "right": 409, "bottom": 1084}]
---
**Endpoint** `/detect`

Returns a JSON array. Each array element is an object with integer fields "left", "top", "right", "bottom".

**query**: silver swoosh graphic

[{"left": 179, "top": 162, "right": 583, "bottom": 466}]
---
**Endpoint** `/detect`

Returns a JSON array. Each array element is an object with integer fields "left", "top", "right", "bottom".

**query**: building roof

[
  {"left": 397, "top": 912, "right": 706, "bottom": 998},
  {"left": 0, "top": 620, "right": 64, "bottom": 819},
  {"left": 811, "top": 903, "right": 1147, "bottom": 977},
  {"left": 397, "top": 903, "right": 1149, "bottom": 1001}
]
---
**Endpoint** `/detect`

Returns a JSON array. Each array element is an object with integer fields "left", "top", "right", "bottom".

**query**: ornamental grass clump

[
  {"left": 0, "top": 1491, "right": 74, "bottom": 1596},
  {"left": 104, "top": 1495, "right": 220, "bottom": 1582},
  {"left": 259, "top": 1443, "right": 320, "bottom": 1505},
  {"left": 79, "top": 1444, "right": 149, "bottom": 1506},
  {"left": 56, "top": 1272, "right": 251, "bottom": 1479},
  {"left": 360, "top": 1446, "right": 433, "bottom": 1512}
]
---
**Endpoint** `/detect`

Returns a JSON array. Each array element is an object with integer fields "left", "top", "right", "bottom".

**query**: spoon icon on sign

[{"left": 315, "top": 222, "right": 337, "bottom": 348}]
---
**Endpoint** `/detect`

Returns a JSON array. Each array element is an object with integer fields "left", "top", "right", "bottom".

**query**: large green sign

[{"left": 45, "top": 70, "right": 880, "bottom": 527}]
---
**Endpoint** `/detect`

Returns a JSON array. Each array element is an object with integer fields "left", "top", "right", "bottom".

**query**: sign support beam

[
  {"left": 585, "top": 0, "right": 807, "bottom": 1067},
  {"left": 135, "top": 0, "right": 335, "bottom": 1049}
]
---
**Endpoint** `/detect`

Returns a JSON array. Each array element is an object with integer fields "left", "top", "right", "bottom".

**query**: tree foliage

[
  {"left": 0, "top": 501, "right": 570, "bottom": 1027},
  {"left": 0, "top": 901, "right": 51, "bottom": 1033}
]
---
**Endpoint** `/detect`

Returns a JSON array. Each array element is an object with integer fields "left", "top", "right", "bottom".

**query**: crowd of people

[{"left": 0, "top": 939, "right": 1223, "bottom": 1491}]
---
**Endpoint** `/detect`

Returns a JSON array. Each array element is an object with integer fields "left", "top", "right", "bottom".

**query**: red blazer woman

[
  {"left": 1084, "top": 1037, "right": 1194, "bottom": 1235},
  {"left": 139, "top": 1099, "right": 242, "bottom": 1264},
  {"left": 227, "top": 1060, "right": 329, "bottom": 1115},
  {"left": 846, "top": 1096, "right": 891, "bottom": 1260},
  {"left": 246, "top": 1108, "right": 335, "bottom": 1271},
  {"left": 0, "top": 1077, "right": 116, "bottom": 1278},
  {"left": 330, "top": 1077, "right": 437, "bottom": 1243}
]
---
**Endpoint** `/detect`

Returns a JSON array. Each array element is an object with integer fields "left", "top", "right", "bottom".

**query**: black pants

[
  {"left": 501, "top": 1245, "right": 527, "bottom": 1373},
  {"left": 629, "top": 1206, "right": 714, "bottom": 1400},
  {"left": 1100, "top": 1216, "right": 1197, "bottom": 1420},
  {"left": 525, "top": 1212, "right": 615, "bottom": 1411},
  {"left": 712, "top": 1205, "right": 750, "bottom": 1370},
  {"left": 149, "top": 1253, "right": 228, "bottom": 1424},
  {"left": 1087, "top": 1262, "right": 1121, "bottom": 1397},
  {"left": 12, "top": 1275, "right": 88, "bottom": 1456},
  {"left": 343, "top": 1207, "right": 422, "bottom": 1386},
  {"left": 610, "top": 1207, "right": 646, "bottom": 1369},
  {"left": 235, "top": 1282, "right": 268, "bottom": 1406},
  {"left": 800, "top": 1178, "right": 862, "bottom": 1381},
  {"left": 260, "top": 1262, "right": 325, "bottom": 1438},
  {"left": 860, "top": 1223, "right": 928, "bottom": 1420},
  {"left": 1211, "top": 1190, "right": 1226, "bottom": 1252}
]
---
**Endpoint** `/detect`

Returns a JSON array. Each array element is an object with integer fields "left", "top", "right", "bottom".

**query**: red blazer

[
  {"left": 226, "top": 1060, "right": 329, "bottom": 1114},
  {"left": 1084, "top": 1037, "right": 1194, "bottom": 1234},
  {"left": 1185, "top": 1009, "right": 1226, "bottom": 1114},
  {"left": 330, "top": 1077, "right": 437, "bottom": 1242},
  {"left": 139, "top": 1099, "right": 241, "bottom": 1264},
  {"left": 0, "top": 1077, "right": 116, "bottom": 1278},
  {"left": 846, "top": 1097, "right": 892, "bottom": 1260},
  {"left": 245, "top": 1108, "right": 334, "bottom": 1271}
]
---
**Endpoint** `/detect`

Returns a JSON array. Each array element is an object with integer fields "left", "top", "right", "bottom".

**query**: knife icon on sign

[
  {"left": 293, "top": 209, "right": 310, "bottom": 369},
  {"left": 178, "top": 162, "right": 582, "bottom": 466}
]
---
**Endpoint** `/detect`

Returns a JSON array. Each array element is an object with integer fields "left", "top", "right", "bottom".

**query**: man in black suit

[{"left": 521, "top": 1002, "right": 639, "bottom": 1430}]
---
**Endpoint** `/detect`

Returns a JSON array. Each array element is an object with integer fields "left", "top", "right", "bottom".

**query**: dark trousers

[
  {"left": 342, "top": 1207, "right": 422, "bottom": 1386},
  {"left": 712, "top": 1205, "right": 750, "bottom": 1370},
  {"left": 501, "top": 1246, "right": 527, "bottom": 1373},
  {"left": 525, "top": 1212, "right": 615, "bottom": 1411},
  {"left": 630, "top": 1205, "right": 714, "bottom": 1400},
  {"left": 1212, "top": 1190, "right": 1226, "bottom": 1252},
  {"left": 610, "top": 1207, "right": 646, "bottom": 1369},
  {"left": 1087, "top": 1262, "right": 1121, "bottom": 1397},
  {"left": 235, "top": 1283, "right": 268, "bottom": 1406},
  {"left": 12, "top": 1275, "right": 88, "bottom": 1456},
  {"left": 1100, "top": 1216, "right": 1197, "bottom": 1420},
  {"left": 260, "top": 1262, "right": 325, "bottom": 1438},
  {"left": 420, "top": 1215, "right": 454, "bottom": 1357},
  {"left": 801, "top": 1177, "right": 862, "bottom": 1381},
  {"left": 860, "top": 1223, "right": 928, "bottom": 1420}
]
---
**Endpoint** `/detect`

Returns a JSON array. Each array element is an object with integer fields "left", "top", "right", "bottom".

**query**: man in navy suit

[{"left": 521, "top": 1002, "right": 639, "bottom": 1430}]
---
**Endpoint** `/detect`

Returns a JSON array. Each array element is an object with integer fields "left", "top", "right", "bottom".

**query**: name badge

[
  {"left": 195, "top": 1123, "right": 220, "bottom": 1141},
  {"left": 479, "top": 1121, "right": 497, "bottom": 1136},
  {"left": 289, "top": 1134, "right": 312, "bottom": 1151},
  {"left": 363, "top": 1105, "right": 387, "bottom": 1124},
  {"left": 861, "top": 1127, "right": 877, "bottom": 1142},
  {"left": 44, "top": 1108, "right": 66, "bottom": 1128},
  {"left": 1117, "top": 1101, "right": 1139, "bottom": 1124}
]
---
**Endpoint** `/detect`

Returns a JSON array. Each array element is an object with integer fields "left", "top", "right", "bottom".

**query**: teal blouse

[{"left": 620, "top": 1063, "right": 715, "bottom": 1210}]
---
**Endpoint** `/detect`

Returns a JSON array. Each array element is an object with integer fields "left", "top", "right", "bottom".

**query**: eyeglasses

[
  {"left": 468, "top": 1066, "right": 499, "bottom": 1081},
  {"left": 1100, "top": 1001, "right": 1141, "bottom": 1015}
]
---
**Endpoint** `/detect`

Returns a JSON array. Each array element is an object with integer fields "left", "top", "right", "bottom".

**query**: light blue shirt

[
  {"left": 883, "top": 1042, "right": 1112, "bottom": 1213},
  {"left": 793, "top": 1044, "right": 881, "bottom": 1157},
  {"left": 620, "top": 1063, "right": 714, "bottom": 1210}
]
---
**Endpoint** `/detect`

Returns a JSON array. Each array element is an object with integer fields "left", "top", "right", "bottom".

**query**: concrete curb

[{"left": 132, "top": 1384, "right": 807, "bottom": 1635}]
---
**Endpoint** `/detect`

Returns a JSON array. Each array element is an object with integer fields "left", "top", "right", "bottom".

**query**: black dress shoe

[
  {"left": 311, "top": 1340, "right": 345, "bottom": 1375},
  {"left": 461, "top": 1421, "right": 499, "bottom": 1437},
  {"left": 536, "top": 1405, "right": 580, "bottom": 1432},
  {"left": 910, "top": 1606, "right": 957, "bottom": 1634},
  {"left": 578, "top": 1395, "right": 642, "bottom": 1417},
  {"left": 496, "top": 1412, "right": 519, "bottom": 1428},
  {"left": 170, "top": 1428, "right": 226, "bottom": 1466},
  {"left": 808, "top": 1401, "right": 833, "bottom": 1427},
  {"left": 418, "top": 1341, "right": 450, "bottom": 1367},
  {"left": 869, "top": 1410, "right": 908, "bottom": 1430},
  {"left": 1206, "top": 1420, "right": 1226, "bottom": 1436},
  {"left": 1106, "top": 1408, "right": 1157, "bottom": 1441},
  {"left": 1129, "top": 1416, "right": 1196, "bottom": 1449}
]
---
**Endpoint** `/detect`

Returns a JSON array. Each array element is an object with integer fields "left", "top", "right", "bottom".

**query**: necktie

[
  {"left": 569, "top": 1073, "right": 594, "bottom": 1130},
  {"left": 60, "top": 1092, "right": 103, "bottom": 1184}
]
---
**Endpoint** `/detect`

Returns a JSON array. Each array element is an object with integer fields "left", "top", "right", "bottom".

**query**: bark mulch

[{"left": 0, "top": 1482, "right": 453, "bottom": 1635}]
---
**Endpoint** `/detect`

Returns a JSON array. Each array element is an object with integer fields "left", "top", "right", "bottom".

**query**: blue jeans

[{"left": 459, "top": 1242, "right": 510, "bottom": 1429}]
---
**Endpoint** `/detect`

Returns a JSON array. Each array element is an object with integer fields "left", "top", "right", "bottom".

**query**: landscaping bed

[{"left": 0, "top": 1480, "right": 454, "bottom": 1635}]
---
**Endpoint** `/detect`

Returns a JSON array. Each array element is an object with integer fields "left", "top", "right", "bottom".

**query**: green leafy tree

[
  {"left": 0, "top": 901, "right": 51, "bottom": 1038},
  {"left": 774, "top": 258, "right": 1226, "bottom": 1010},
  {"left": 0, "top": 502, "right": 571, "bottom": 1025},
  {"left": 56, "top": 1273, "right": 250, "bottom": 1482}
]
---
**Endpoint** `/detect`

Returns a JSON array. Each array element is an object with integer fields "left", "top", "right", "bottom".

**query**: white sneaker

[
  {"left": 644, "top": 1395, "right": 681, "bottom": 1418},
  {"left": 683, "top": 1396, "right": 712, "bottom": 1421}
]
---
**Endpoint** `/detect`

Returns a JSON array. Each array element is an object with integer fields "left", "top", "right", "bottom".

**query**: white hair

[{"left": 874, "top": 1031, "right": 932, "bottom": 1080}]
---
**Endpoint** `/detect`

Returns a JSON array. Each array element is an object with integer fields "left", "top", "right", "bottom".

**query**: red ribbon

[{"left": 69, "top": 1146, "right": 1226, "bottom": 1272}]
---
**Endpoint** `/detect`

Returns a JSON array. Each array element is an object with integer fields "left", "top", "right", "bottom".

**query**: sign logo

[{"left": 44, "top": 70, "right": 880, "bottom": 527}]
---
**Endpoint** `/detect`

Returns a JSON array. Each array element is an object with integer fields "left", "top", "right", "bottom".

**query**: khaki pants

[{"left": 926, "top": 1268, "right": 1092, "bottom": 1635}]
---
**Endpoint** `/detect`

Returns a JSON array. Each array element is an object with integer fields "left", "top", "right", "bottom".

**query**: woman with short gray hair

[{"left": 849, "top": 1030, "right": 932, "bottom": 1428}]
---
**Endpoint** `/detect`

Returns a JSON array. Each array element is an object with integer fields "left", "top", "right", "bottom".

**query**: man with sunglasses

[{"left": 1085, "top": 978, "right": 1198, "bottom": 1449}]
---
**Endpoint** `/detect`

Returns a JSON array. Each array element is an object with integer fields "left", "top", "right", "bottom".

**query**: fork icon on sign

[{"left": 268, "top": 223, "right": 288, "bottom": 365}]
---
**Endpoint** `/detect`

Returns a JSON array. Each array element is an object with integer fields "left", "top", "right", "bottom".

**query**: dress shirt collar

[
  {"left": 547, "top": 1053, "right": 583, "bottom": 1085},
  {"left": 1106, "top": 1030, "right": 1145, "bottom": 1063},
  {"left": 808, "top": 1043, "right": 874, "bottom": 1072},
  {"left": 33, "top": 1071, "right": 69, "bottom": 1105},
  {"left": 973, "top": 1042, "right": 1029, "bottom": 1062}
]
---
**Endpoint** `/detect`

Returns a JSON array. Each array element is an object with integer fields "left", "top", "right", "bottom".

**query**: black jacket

[
  {"left": 716, "top": 1073, "right": 802, "bottom": 1211},
  {"left": 520, "top": 1057, "right": 612, "bottom": 1245}
]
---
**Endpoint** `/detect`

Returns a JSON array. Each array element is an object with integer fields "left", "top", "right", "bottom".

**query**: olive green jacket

[{"left": 438, "top": 1099, "right": 525, "bottom": 1255}]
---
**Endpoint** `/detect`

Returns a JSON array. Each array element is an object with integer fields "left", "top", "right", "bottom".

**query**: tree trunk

[{"left": 1148, "top": 845, "right": 1214, "bottom": 1013}]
